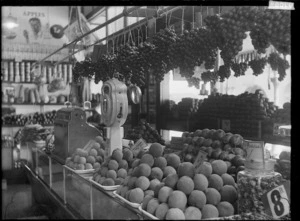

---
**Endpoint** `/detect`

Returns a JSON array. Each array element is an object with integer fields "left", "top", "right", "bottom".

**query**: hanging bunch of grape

[
  {"left": 73, "top": 57, "right": 96, "bottom": 83},
  {"left": 231, "top": 62, "right": 248, "bottom": 77},
  {"left": 267, "top": 52, "right": 290, "bottom": 81},
  {"left": 93, "top": 53, "right": 118, "bottom": 84},
  {"left": 217, "top": 65, "right": 231, "bottom": 82},
  {"left": 168, "top": 32, "right": 185, "bottom": 70},
  {"left": 151, "top": 27, "right": 178, "bottom": 82},
  {"left": 186, "top": 77, "right": 201, "bottom": 89},
  {"left": 249, "top": 57, "right": 267, "bottom": 76},
  {"left": 204, "top": 14, "right": 226, "bottom": 50}
]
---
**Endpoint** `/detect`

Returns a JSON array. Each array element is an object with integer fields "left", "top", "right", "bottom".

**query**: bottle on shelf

[
  {"left": 3, "top": 61, "right": 8, "bottom": 81},
  {"left": 20, "top": 62, "right": 25, "bottom": 82},
  {"left": 9, "top": 61, "right": 14, "bottom": 82},
  {"left": 26, "top": 62, "right": 31, "bottom": 82},
  {"left": 63, "top": 64, "right": 68, "bottom": 83},
  {"left": 68, "top": 64, "right": 73, "bottom": 83},
  {"left": 15, "top": 62, "right": 20, "bottom": 83}
]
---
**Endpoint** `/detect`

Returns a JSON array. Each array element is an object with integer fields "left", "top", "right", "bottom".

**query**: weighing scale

[{"left": 100, "top": 78, "right": 129, "bottom": 155}]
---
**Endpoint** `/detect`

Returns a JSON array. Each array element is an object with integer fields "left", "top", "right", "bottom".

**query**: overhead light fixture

[{"left": 2, "top": 8, "right": 19, "bottom": 29}]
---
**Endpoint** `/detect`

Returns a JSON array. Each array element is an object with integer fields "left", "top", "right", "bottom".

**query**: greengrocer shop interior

[{"left": 2, "top": 5, "right": 291, "bottom": 220}]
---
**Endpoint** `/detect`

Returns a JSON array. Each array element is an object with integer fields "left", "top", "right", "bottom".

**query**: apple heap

[
  {"left": 126, "top": 120, "right": 165, "bottom": 145},
  {"left": 274, "top": 150, "right": 290, "bottom": 180}
]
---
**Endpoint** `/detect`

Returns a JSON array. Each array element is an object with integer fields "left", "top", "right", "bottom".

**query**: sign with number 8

[{"left": 266, "top": 185, "right": 290, "bottom": 218}]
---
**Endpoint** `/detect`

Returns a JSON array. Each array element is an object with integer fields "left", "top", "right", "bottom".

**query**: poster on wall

[{"left": 2, "top": 7, "right": 68, "bottom": 46}]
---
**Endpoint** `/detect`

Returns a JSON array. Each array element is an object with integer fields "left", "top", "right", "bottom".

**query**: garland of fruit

[{"left": 72, "top": 6, "right": 290, "bottom": 87}]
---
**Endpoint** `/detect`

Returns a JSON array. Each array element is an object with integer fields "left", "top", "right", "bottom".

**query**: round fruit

[
  {"left": 155, "top": 203, "right": 169, "bottom": 220},
  {"left": 140, "top": 153, "right": 155, "bottom": 167},
  {"left": 154, "top": 157, "right": 167, "bottom": 170},
  {"left": 217, "top": 201, "right": 234, "bottom": 217},
  {"left": 135, "top": 176, "right": 150, "bottom": 191},
  {"left": 163, "top": 166, "right": 177, "bottom": 178},
  {"left": 115, "top": 177, "right": 124, "bottom": 185},
  {"left": 211, "top": 148, "right": 222, "bottom": 159},
  {"left": 220, "top": 185, "right": 238, "bottom": 204},
  {"left": 148, "top": 178, "right": 160, "bottom": 190},
  {"left": 108, "top": 159, "right": 119, "bottom": 171},
  {"left": 177, "top": 176, "right": 194, "bottom": 195},
  {"left": 154, "top": 183, "right": 165, "bottom": 198},
  {"left": 150, "top": 167, "right": 164, "bottom": 181},
  {"left": 201, "top": 204, "right": 219, "bottom": 219},
  {"left": 279, "top": 151, "right": 290, "bottom": 160},
  {"left": 168, "top": 190, "right": 187, "bottom": 210},
  {"left": 184, "top": 206, "right": 202, "bottom": 220},
  {"left": 221, "top": 173, "right": 235, "bottom": 187},
  {"left": 145, "top": 190, "right": 154, "bottom": 197},
  {"left": 211, "top": 160, "right": 227, "bottom": 175},
  {"left": 95, "top": 136, "right": 104, "bottom": 144},
  {"left": 129, "top": 187, "right": 144, "bottom": 204},
  {"left": 85, "top": 163, "right": 93, "bottom": 170},
  {"left": 112, "top": 149, "right": 123, "bottom": 162},
  {"left": 86, "top": 156, "right": 96, "bottom": 164},
  {"left": 158, "top": 186, "right": 173, "bottom": 203},
  {"left": 128, "top": 176, "right": 138, "bottom": 189},
  {"left": 149, "top": 143, "right": 164, "bottom": 158},
  {"left": 196, "top": 162, "right": 213, "bottom": 177},
  {"left": 203, "top": 138, "right": 213, "bottom": 147},
  {"left": 78, "top": 157, "right": 86, "bottom": 164},
  {"left": 166, "top": 208, "right": 185, "bottom": 220},
  {"left": 123, "top": 149, "right": 134, "bottom": 162},
  {"left": 165, "top": 174, "right": 179, "bottom": 189},
  {"left": 188, "top": 190, "right": 206, "bottom": 209},
  {"left": 177, "top": 162, "right": 195, "bottom": 178},
  {"left": 98, "top": 149, "right": 105, "bottom": 158},
  {"left": 193, "top": 174, "right": 208, "bottom": 192},
  {"left": 102, "top": 178, "right": 115, "bottom": 186},
  {"left": 147, "top": 198, "right": 160, "bottom": 215},
  {"left": 77, "top": 163, "right": 85, "bottom": 170},
  {"left": 137, "top": 163, "right": 151, "bottom": 177},
  {"left": 98, "top": 177, "right": 106, "bottom": 185},
  {"left": 89, "top": 148, "right": 98, "bottom": 157},
  {"left": 142, "top": 195, "right": 154, "bottom": 210},
  {"left": 205, "top": 188, "right": 221, "bottom": 206},
  {"left": 166, "top": 153, "right": 181, "bottom": 169},
  {"left": 131, "top": 159, "right": 140, "bottom": 168},
  {"left": 106, "top": 170, "right": 117, "bottom": 180},
  {"left": 117, "top": 168, "right": 127, "bottom": 179},
  {"left": 119, "top": 159, "right": 128, "bottom": 170},
  {"left": 208, "top": 174, "right": 223, "bottom": 191}
]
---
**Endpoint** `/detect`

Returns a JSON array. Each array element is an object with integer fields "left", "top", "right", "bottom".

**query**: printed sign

[
  {"left": 243, "top": 140, "right": 264, "bottom": 162},
  {"left": 269, "top": 1, "right": 295, "bottom": 10},
  {"left": 262, "top": 184, "right": 290, "bottom": 219},
  {"left": 130, "top": 138, "right": 147, "bottom": 157},
  {"left": 170, "top": 137, "right": 184, "bottom": 150},
  {"left": 221, "top": 119, "right": 231, "bottom": 132},
  {"left": 193, "top": 150, "right": 208, "bottom": 168}
]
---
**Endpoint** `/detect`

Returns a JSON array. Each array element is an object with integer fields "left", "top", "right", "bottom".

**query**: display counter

[{"left": 22, "top": 146, "right": 143, "bottom": 220}]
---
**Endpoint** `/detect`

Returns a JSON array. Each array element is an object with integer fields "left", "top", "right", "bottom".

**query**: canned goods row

[{"left": 2, "top": 60, "right": 73, "bottom": 84}]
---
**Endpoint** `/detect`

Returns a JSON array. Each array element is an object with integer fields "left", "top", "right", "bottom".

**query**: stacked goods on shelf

[
  {"left": 180, "top": 129, "right": 245, "bottom": 182},
  {"left": 65, "top": 136, "right": 106, "bottom": 171},
  {"left": 114, "top": 142, "right": 239, "bottom": 219},
  {"left": 126, "top": 120, "right": 165, "bottom": 145},
  {"left": 274, "top": 150, "right": 291, "bottom": 180},
  {"left": 161, "top": 100, "right": 177, "bottom": 119},
  {"left": 15, "top": 124, "right": 52, "bottom": 144},
  {"left": 192, "top": 90, "right": 278, "bottom": 138},
  {"left": 2, "top": 110, "right": 57, "bottom": 126},
  {"left": 177, "top": 98, "right": 200, "bottom": 119}
]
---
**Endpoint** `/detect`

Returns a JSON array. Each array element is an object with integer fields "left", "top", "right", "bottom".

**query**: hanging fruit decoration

[
  {"left": 267, "top": 52, "right": 290, "bottom": 81},
  {"left": 72, "top": 6, "right": 290, "bottom": 88},
  {"left": 201, "top": 70, "right": 219, "bottom": 84},
  {"left": 248, "top": 57, "right": 267, "bottom": 76}
]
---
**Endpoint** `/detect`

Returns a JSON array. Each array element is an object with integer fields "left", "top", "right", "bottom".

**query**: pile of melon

[
  {"left": 180, "top": 128, "right": 246, "bottom": 181},
  {"left": 65, "top": 136, "right": 106, "bottom": 170},
  {"left": 116, "top": 142, "right": 238, "bottom": 220}
]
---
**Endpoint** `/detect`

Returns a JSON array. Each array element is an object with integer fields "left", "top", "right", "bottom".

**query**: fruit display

[
  {"left": 126, "top": 120, "right": 165, "bottom": 145},
  {"left": 91, "top": 148, "right": 135, "bottom": 186},
  {"left": 114, "top": 141, "right": 239, "bottom": 220},
  {"left": 270, "top": 102, "right": 291, "bottom": 124},
  {"left": 65, "top": 136, "right": 106, "bottom": 171},
  {"left": 177, "top": 98, "right": 201, "bottom": 119},
  {"left": 191, "top": 90, "right": 278, "bottom": 138},
  {"left": 180, "top": 128, "right": 245, "bottom": 182},
  {"left": 2, "top": 110, "right": 57, "bottom": 126},
  {"left": 14, "top": 124, "right": 52, "bottom": 144}
]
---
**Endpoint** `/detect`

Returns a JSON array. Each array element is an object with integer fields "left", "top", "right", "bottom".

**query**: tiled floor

[{"left": 2, "top": 183, "right": 48, "bottom": 219}]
